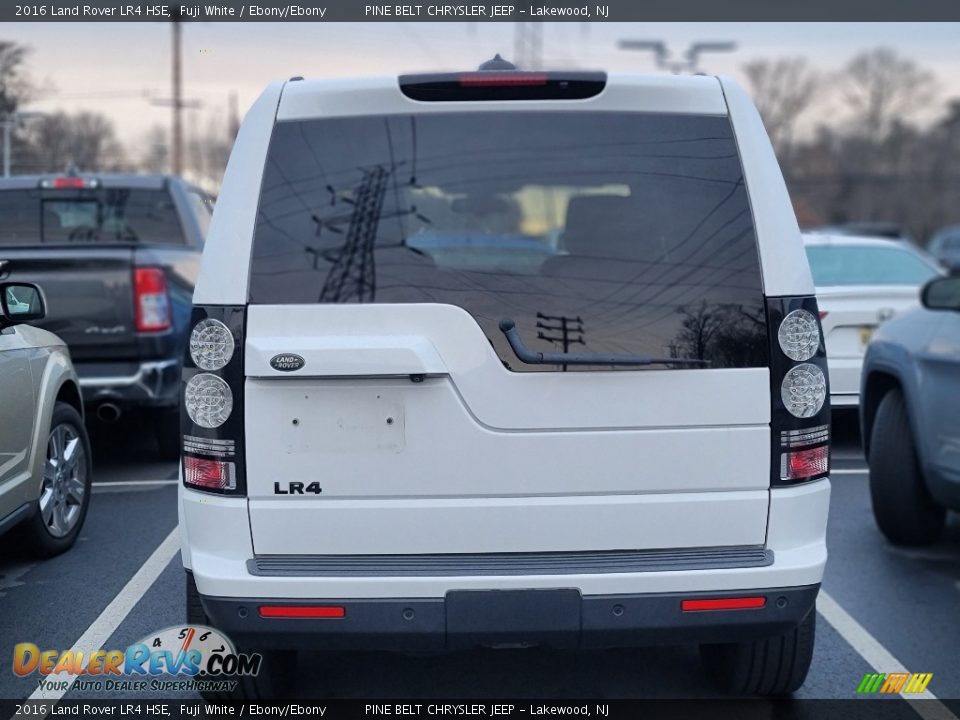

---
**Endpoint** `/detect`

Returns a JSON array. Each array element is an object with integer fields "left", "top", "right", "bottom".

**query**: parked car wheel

[
  {"left": 17, "top": 402, "right": 92, "bottom": 557},
  {"left": 185, "top": 573, "right": 296, "bottom": 700},
  {"left": 868, "top": 389, "right": 945, "bottom": 545},
  {"left": 700, "top": 609, "right": 815, "bottom": 696}
]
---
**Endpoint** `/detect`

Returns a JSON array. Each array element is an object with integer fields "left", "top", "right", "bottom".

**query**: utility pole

[
  {"left": 228, "top": 91, "right": 240, "bottom": 140},
  {"left": 618, "top": 39, "right": 737, "bottom": 74},
  {"left": 151, "top": 20, "right": 200, "bottom": 175},
  {"left": 171, "top": 21, "right": 182, "bottom": 175},
  {"left": 536, "top": 312, "right": 585, "bottom": 371}
]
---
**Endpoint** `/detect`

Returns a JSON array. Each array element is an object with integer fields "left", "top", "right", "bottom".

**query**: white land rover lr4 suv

[{"left": 179, "top": 60, "right": 831, "bottom": 698}]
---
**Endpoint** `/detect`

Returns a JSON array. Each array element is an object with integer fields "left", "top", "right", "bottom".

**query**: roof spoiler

[{"left": 400, "top": 57, "right": 606, "bottom": 102}]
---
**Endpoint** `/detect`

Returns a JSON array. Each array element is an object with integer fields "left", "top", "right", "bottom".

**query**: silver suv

[{"left": 0, "top": 280, "right": 92, "bottom": 556}]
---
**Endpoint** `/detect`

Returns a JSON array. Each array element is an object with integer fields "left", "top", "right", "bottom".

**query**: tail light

[
  {"left": 181, "top": 306, "right": 246, "bottom": 496},
  {"left": 183, "top": 455, "right": 236, "bottom": 492},
  {"left": 767, "top": 297, "right": 831, "bottom": 486},
  {"left": 39, "top": 177, "right": 100, "bottom": 189},
  {"left": 134, "top": 267, "right": 172, "bottom": 333}
]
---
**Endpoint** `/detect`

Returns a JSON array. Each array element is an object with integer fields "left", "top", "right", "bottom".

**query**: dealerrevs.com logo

[
  {"left": 857, "top": 672, "right": 934, "bottom": 695},
  {"left": 13, "top": 625, "right": 261, "bottom": 693}
]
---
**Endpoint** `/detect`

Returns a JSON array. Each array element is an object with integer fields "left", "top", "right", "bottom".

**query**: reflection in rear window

[
  {"left": 0, "top": 188, "right": 185, "bottom": 245},
  {"left": 249, "top": 112, "right": 768, "bottom": 371}
]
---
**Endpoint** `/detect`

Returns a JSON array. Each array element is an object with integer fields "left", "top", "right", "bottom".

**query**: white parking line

[
  {"left": 92, "top": 479, "right": 179, "bottom": 488},
  {"left": 27, "top": 526, "right": 180, "bottom": 705},
  {"left": 817, "top": 590, "right": 959, "bottom": 720}
]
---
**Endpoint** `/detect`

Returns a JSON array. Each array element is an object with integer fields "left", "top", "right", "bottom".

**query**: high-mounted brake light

[
  {"left": 459, "top": 72, "right": 548, "bottom": 87},
  {"left": 258, "top": 605, "right": 345, "bottom": 619},
  {"left": 39, "top": 177, "right": 99, "bottom": 189},
  {"left": 133, "top": 267, "right": 171, "bottom": 332},
  {"left": 681, "top": 597, "right": 766, "bottom": 612}
]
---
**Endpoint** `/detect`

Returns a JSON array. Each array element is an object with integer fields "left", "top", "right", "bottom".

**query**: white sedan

[{"left": 803, "top": 234, "right": 943, "bottom": 408}]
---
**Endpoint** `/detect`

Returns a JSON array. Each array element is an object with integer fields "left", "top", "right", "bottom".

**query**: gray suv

[{"left": 861, "top": 274, "right": 960, "bottom": 544}]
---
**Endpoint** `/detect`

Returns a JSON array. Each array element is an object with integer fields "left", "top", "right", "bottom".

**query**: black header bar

[{"left": 8, "top": 0, "right": 960, "bottom": 22}]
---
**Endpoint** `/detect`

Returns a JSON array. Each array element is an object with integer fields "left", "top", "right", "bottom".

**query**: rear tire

[
  {"left": 153, "top": 408, "right": 181, "bottom": 461},
  {"left": 17, "top": 402, "right": 93, "bottom": 558},
  {"left": 868, "top": 389, "right": 945, "bottom": 546},
  {"left": 185, "top": 573, "right": 296, "bottom": 700},
  {"left": 700, "top": 609, "right": 815, "bottom": 696}
]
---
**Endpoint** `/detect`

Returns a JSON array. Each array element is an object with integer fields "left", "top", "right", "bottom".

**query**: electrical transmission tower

[
  {"left": 537, "top": 312, "right": 585, "bottom": 371},
  {"left": 319, "top": 166, "right": 389, "bottom": 303},
  {"left": 617, "top": 39, "right": 737, "bottom": 75}
]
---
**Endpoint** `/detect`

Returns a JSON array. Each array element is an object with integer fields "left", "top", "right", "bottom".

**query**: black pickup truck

[{"left": 0, "top": 173, "right": 211, "bottom": 458}]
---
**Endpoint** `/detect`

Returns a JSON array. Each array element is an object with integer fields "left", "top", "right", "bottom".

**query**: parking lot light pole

[
  {"left": 1, "top": 112, "right": 45, "bottom": 177},
  {"left": 2, "top": 116, "right": 11, "bottom": 177}
]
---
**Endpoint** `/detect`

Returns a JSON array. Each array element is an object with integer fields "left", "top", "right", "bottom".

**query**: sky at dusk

[{"left": 5, "top": 22, "right": 960, "bottom": 147}]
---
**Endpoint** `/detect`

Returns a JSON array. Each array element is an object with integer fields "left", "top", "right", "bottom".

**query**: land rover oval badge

[{"left": 270, "top": 353, "right": 305, "bottom": 372}]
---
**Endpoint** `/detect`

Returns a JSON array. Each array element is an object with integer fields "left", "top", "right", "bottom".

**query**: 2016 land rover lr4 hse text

[{"left": 178, "top": 63, "right": 831, "bottom": 698}]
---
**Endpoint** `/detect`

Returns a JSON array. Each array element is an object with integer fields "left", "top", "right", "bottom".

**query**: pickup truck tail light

[
  {"left": 767, "top": 297, "right": 831, "bottom": 486},
  {"left": 134, "top": 267, "right": 172, "bottom": 333},
  {"left": 181, "top": 306, "right": 246, "bottom": 496}
]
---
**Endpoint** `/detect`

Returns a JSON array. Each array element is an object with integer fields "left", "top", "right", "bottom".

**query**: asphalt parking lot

[{"left": 1, "top": 413, "right": 959, "bottom": 707}]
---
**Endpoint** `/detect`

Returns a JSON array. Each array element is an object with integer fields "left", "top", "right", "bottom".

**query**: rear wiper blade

[{"left": 498, "top": 318, "right": 709, "bottom": 368}]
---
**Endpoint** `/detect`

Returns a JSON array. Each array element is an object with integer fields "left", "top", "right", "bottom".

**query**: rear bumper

[
  {"left": 826, "top": 356, "right": 863, "bottom": 405},
  {"left": 76, "top": 358, "right": 180, "bottom": 408},
  {"left": 197, "top": 580, "right": 820, "bottom": 651}
]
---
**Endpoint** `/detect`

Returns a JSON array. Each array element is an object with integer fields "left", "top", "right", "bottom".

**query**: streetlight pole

[
  {"left": 618, "top": 39, "right": 737, "bottom": 74},
  {"left": 1, "top": 112, "right": 45, "bottom": 177},
  {"left": 2, "top": 117, "right": 12, "bottom": 177}
]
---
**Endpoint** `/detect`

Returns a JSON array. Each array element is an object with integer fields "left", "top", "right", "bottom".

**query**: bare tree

[
  {"left": 742, "top": 57, "right": 820, "bottom": 158},
  {"left": 841, "top": 47, "right": 937, "bottom": 140},
  {"left": 21, "top": 111, "right": 127, "bottom": 173},
  {"left": 0, "top": 40, "right": 33, "bottom": 116},
  {"left": 184, "top": 113, "right": 233, "bottom": 188}
]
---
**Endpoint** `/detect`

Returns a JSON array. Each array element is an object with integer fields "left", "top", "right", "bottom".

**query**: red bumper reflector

[
  {"left": 681, "top": 596, "right": 766, "bottom": 612},
  {"left": 259, "top": 605, "right": 345, "bottom": 619}
]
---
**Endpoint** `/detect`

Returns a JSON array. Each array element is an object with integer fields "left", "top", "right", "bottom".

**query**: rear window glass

[
  {"left": 250, "top": 112, "right": 768, "bottom": 371},
  {"left": 0, "top": 187, "right": 185, "bottom": 245},
  {"left": 805, "top": 245, "right": 939, "bottom": 286}
]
